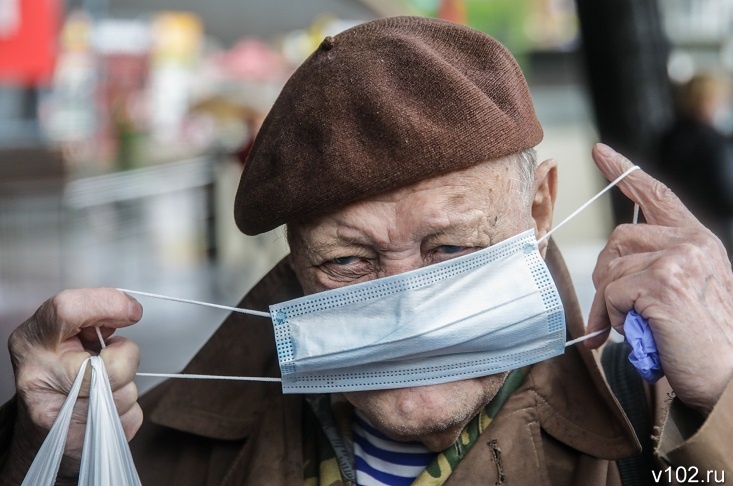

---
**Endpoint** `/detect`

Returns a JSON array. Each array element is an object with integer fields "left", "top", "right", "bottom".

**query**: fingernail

[
  {"left": 596, "top": 143, "right": 616, "bottom": 156},
  {"left": 127, "top": 295, "right": 142, "bottom": 321}
]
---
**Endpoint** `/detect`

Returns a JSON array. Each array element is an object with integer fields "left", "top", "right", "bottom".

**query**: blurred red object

[
  {"left": 0, "top": 0, "right": 61, "bottom": 85},
  {"left": 438, "top": 0, "right": 466, "bottom": 25},
  {"left": 216, "top": 38, "right": 289, "bottom": 82}
]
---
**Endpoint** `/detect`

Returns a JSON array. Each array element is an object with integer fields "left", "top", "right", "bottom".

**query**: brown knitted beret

[{"left": 235, "top": 16, "right": 542, "bottom": 235}]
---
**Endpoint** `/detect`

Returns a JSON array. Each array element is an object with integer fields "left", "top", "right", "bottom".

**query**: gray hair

[{"left": 514, "top": 147, "right": 537, "bottom": 203}]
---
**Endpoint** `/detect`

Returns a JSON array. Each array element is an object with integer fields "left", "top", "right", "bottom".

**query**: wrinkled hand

[
  {"left": 4, "top": 288, "right": 142, "bottom": 483},
  {"left": 586, "top": 143, "right": 733, "bottom": 415}
]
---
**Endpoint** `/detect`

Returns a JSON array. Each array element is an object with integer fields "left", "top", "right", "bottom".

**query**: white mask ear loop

[
  {"left": 93, "top": 314, "right": 278, "bottom": 383},
  {"left": 539, "top": 165, "right": 640, "bottom": 244},
  {"left": 539, "top": 165, "right": 641, "bottom": 347},
  {"left": 94, "top": 290, "right": 281, "bottom": 383},
  {"left": 95, "top": 327, "right": 107, "bottom": 349},
  {"left": 117, "top": 289, "right": 272, "bottom": 318},
  {"left": 565, "top": 202, "right": 639, "bottom": 347}
]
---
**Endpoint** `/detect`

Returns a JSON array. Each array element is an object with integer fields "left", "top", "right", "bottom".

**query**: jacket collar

[
  {"left": 530, "top": 239, "right": 639, "bottom": 459},
  {"left": 148, "top": 240, "right": 639, "bottom": 459}
]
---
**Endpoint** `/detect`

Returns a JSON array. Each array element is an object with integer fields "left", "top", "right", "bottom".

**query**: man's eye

[
  {"left": 330, "top": 256, "right": 361, "bottom": 265},
  {"left": 437, "top": 245, "right": 465, "bottom": 254}
]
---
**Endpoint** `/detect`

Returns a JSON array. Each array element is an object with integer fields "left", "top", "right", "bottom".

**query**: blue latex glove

[{"left": 624, "top": 310, "right": 664, "bottom": 384}]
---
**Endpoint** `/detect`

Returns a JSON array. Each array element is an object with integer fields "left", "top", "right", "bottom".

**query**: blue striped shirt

[{"left": 353, "top": 411, "right": 436, "bottom": 486}]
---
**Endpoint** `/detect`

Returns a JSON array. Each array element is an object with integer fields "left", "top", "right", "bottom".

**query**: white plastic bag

[{"left": 22, "top": 356, "right": 141, "bottom": 485}]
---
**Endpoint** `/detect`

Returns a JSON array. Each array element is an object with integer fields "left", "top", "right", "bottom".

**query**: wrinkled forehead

[{"left": 287, "top": 156, "right": 530, "bottom": 244}]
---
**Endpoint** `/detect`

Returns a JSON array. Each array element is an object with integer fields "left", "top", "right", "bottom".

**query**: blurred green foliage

[{"left": 406, "top": 0, "right": 532, "bottom": 54}]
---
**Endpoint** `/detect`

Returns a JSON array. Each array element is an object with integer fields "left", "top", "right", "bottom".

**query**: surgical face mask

[
  {"left": 270, "top": 229, "right": 562, "bottom": 393},
  {"left": 125, "top": 165, "right": 639, "bottom": 394}
]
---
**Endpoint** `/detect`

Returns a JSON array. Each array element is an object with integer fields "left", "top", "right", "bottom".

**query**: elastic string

[
  {"left": 117, "top": 288, "right": 271, "bottom": 318},
  {"left": 539, "top": 165, "right": 640, "bottom": 244},
  {"left": 565, "top": 327, "right": 610, "bottom": 347},
  {"left": 545, "top": 166, "right": 640, "bottom": 347},
  {"left": 95, "top": 326, "right": 106, "bottom": 349},
  {"left": 136, "top": 372, "right": 281, "bottom": 382},
  {"left": 566, "top": 205, "right": 638, "bottom": 346},
  {"left": 115, "top": 289, "right": 278, "bottom": 383}
]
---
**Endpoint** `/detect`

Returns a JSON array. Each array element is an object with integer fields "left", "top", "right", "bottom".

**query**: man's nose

[{"left": 376, "top": 255, "right": 425, "bottom": 279}]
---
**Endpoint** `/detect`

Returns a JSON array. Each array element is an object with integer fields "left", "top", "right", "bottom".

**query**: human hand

[
  {"left": 3, "top": 288, "right": 142, "bottom": 483},
  {"left": 585, "top": 143, "right": 733, "bottom": 415}
]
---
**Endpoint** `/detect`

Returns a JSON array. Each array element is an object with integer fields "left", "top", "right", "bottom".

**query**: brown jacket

[
  {"left": 2, "top": 241, "right": 732, "bottom": 484},
  {"left": 125, "top": 241, "right": 733, "bottom": 485}
]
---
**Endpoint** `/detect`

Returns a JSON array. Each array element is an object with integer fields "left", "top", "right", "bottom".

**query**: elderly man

[{"left": 1, "top": 17, "right": 732, "bottom": 485}]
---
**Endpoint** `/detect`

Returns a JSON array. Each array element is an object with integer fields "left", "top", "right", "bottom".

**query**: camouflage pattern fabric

[
  {"left": 412, "top": 368, "right": 528, "bottom": 485},
  {"left": 303, "top": 422, "right": 348, "bottom": 486}
]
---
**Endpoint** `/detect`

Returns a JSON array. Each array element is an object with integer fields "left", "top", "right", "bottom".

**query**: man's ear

[{"left": 531, "top": 159, "right": 558, "bottom": 257}]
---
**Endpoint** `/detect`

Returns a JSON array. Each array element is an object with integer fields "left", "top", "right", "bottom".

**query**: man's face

[{"left": 288, "top": 155, "right": 556, "bottom": 451}]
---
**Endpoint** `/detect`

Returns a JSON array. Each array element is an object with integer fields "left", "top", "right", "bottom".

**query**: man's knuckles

[
  {"left": 594, "top": 225, "right": 721, "bottom": 285},
  {"left": 693, "top": 228, "right": 729, "bottom": 263},
  {"left": 100, "top": 338, "right": 140, "bottom": 388},
  {"left": 50, "top": 290, "right": 86, "bottom": 329},
  {"left": 659, "top": 240, "right": 722, "bottom": 289},
  {"left": 648, "top": 258, "right": 690, "bottom": 303},
  {"left": 112, "top": 381, "right": 139, "bottom": 416},
  {"left": 593, "top": 225, "right": 660, "bottom": 286}
]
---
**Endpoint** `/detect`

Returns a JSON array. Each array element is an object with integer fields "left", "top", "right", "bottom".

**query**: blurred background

[{"left": 1, "top": 0, "right": 732, "bottom": 400}]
